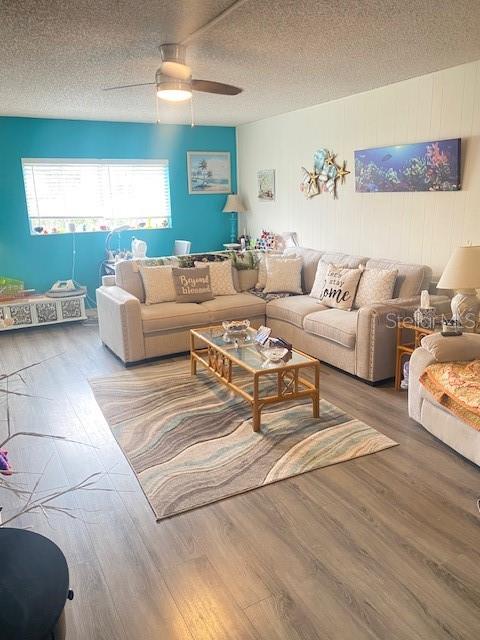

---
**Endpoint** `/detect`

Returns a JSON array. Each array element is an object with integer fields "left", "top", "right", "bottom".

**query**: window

[{"left": 22, "top": 159, "right": 172, "bottom": 235}]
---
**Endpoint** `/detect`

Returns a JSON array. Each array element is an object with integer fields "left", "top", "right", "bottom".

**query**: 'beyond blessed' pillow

[
  {"left": 318, "top": 264, "right": 363, "bottom": 311},
  {"left": 172, "top": 266, "right": 214, "bottom": 303}
]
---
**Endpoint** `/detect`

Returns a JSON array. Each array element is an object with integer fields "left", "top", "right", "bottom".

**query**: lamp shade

[
  {"left": 223, "top": 194, "right": 247, "bottom": 213},
  {"left": 437, "top": 245, "right": 480, "bottom": 290}
]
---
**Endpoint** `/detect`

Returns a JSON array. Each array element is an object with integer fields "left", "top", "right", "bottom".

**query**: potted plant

[{"left": 229, "top": 250, "right": 260, "bottom": 291}]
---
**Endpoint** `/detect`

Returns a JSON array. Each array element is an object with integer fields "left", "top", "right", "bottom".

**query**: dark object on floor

[{"left": 0, "top": 527, "right": 72, "bottom": 640}]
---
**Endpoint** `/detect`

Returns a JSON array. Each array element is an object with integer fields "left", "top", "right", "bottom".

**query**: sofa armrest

[
  {"left": 355, "top": 295, "right": 451, "bottom": 382},
  {"left": 356, "top": 303, "right": 399, "bottom": 382},
  {"left": 96, "top": 285, "right": 145, "bottom": 363},
  {"left": 408, "top": 347, "right": 437, "bottom": 422}
]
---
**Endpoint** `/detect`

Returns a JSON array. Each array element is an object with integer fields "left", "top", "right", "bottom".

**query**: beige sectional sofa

[
  {"left": 96, "top": 261, "right": 265, "bottom": 363},
  {"left": 96, "top": 247, "right": 450, "bottom": 382}
]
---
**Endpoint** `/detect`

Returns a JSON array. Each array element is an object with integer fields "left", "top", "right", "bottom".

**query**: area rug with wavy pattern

[{"left": 90, "top": 360, "right": 397, "bottom": 521}]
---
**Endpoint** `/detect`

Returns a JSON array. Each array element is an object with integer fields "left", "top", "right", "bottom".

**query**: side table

[{"left": 395, "top": 320, "right": 439, "bottom": 390}]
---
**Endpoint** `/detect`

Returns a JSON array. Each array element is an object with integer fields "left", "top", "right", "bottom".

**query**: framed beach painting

[
  {"left": 257, "top": 169, "right": 275, "bottom": 200},
  {"left": 187, "top": 151, "right": 231, "bottom": 194},
  {"left": 354, "top": 138, "right": 461, "bottom": 192}
]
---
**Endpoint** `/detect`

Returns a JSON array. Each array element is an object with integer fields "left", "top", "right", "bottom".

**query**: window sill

[{"left": 29, "top": 220, "right": 172, "bottom": 236}]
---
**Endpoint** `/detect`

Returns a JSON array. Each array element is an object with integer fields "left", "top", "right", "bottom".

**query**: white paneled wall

[{"left": 237, "top": 60, "right": 480, "bottom": 278}]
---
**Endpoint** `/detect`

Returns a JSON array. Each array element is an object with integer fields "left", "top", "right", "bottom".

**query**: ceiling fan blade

[
  {"left": 103, "top": 82, "right": 156, "bottom": 91},
  {"left": 191, "top": 79, "right": 242, "bottom": 95}
]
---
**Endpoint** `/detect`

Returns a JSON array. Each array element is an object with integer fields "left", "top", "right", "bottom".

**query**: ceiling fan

[{"left": 104, "top": 43, "right": 242, "bottom": 103}]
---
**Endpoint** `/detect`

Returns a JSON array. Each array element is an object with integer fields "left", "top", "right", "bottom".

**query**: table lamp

[
  {"left": 437, "top": 245, "right": 480, "bottom": 331},
  {"left": 223, "top": 194, "right": 247, "bottom": 243}
]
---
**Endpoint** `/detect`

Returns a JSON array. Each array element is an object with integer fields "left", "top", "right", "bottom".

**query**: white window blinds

[{"left": 22, "top": 159, "right": 171, "bottom": 223}]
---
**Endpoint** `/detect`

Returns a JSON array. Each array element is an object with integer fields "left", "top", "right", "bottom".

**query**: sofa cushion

[
  {"left": 172, "top": 266, "right": 214, "bottom": 303},
  {"left": 195, "top": 259, "right": 237, "bottom": 296},
  {"left": 310, "top": 260, "right": 330, "bottom": 299},
  {"left": 141, "top": 302, "right": 210, "bottom": 334},
  {"left": 319, "top": 265, "right": 363, "bottom": 311},
  {"left": 320, "top": 252, "right": 369, "bottom": 270},
  {"left": 353, "top": 267, "right": 398, "bottom": 309},
  {"left": 257, "top": 253, "right": 292, "bottom": 289},
  {"left": 267, "top": 295, "right": 327, "bottom": 328},
  {"left": 309, "top": 253, "right": 369, "bottom": 298},
  {"left": 303, "top": 308, "right": 358, "bottom": 349},
  {"left": 200, "top": 293, "right": 266, "bottom": 322},
  {"left": 139, "top": 264, "right": 176, "bottom": 305},
  {"left": 264, "top": 256, "right": 303, "bottom": 294},
  {"left": 283, "top": 247, "right": 324, "bottom": 292},
  {"left": 365, "top": 258, "right": 431, "bottom": 298}
]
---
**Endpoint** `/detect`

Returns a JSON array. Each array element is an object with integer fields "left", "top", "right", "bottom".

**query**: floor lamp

[{"left": 223, "top": 194, "right": 247, "bottom": 243}]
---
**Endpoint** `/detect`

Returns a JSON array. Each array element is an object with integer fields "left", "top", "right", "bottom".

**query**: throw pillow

[
  {"left": 318, "top": 264, "right": 363, "bottom": 311},
  {"left": 194, "top": 259, "right": 237, "bottom": 296},
  {"left": 354, "top": 268, "right": 398, "bottom": 309},
  {"left": 172, "top": 266, "right": 214, "bottom": 303},
  {"left": 421, "top": 333, "right": 480, "bottom": 362},
  {"left": 263, "top": 256, "right": 303, "bottom": 294},
  {"left": 139, "top": 264, "right": 176, "bottom": 305},
  {"left": 257, "top": 253, "right": 295, "bottom": 289},
  {"left": 309, "top": 261, "right": 329, "bottom": 299}
]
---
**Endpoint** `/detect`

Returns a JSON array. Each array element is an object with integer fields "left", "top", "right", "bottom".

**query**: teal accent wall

[{"left": 0, "top": 116, "right": 236, "bottom": 304}]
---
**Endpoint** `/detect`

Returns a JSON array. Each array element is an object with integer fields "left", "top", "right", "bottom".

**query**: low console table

[{"left": 0, "top": 294, "right": 87, "bottom": 331}]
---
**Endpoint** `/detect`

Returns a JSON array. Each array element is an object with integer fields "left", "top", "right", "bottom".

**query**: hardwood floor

[{"left": 1, "top": 320, "right": 479, "bottom": 639}]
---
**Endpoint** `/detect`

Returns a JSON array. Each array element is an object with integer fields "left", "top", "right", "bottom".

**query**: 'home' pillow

[
  {"left": 139, "top": 264, "right": 176, "bottom": 305},
  {"left": 172, "top": 266, "right": 214, "bottom": 303},
  {"left": 194, "top": 259, "right": 237, "bottom": 296},
  {"left": 318, "top": 264, "right": 363, "bottom": 311},
  {"left": 263, "top": 256, "right": 303, "bottom": 294}
]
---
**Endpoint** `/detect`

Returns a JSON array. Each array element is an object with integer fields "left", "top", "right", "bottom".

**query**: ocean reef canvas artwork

[
  {"left": 257, "top": 169, "right": 275, "bottom": 200},
  {"left": 355, "top": 139, "right": 461, "bottom": 192},
  {"left": 187, "top": 151, "right": 231, "bottom": 194}
]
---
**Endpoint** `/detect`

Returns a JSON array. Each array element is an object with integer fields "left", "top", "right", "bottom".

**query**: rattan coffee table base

[{"left": 190, "top": 327, "right": 320, "bottom": 432}]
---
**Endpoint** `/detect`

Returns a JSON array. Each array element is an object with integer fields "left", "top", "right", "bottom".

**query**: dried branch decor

[{"left": 0, "top": 354, "right": 110, "bottom": 528}]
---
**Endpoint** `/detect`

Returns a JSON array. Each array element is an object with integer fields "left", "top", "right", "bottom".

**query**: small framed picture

[
  {"left": 257, "top": 169, "right": 275, "bottom": 201},
  {"left": 187, "top": 151, "right": 231, "bottom": 194}
]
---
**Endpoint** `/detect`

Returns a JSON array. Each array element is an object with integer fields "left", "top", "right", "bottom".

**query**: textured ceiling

[{"left": 1, "top": 0, "right": 480, "bottom": 126}]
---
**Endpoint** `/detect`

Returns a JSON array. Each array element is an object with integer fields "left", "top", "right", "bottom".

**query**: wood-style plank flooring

[{"left": 0, "top": 320, "right": 479, "bottom": 639}]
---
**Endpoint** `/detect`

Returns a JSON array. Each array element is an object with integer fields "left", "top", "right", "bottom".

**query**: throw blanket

[
  {"left": 247, "top": 288, "right": 295, "bottom": 303},
  {"left": 420, "top": 360, "right": 480, "bottom": 431}
]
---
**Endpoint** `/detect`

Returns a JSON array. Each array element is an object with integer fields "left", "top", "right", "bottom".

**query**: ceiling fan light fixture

[
  {"left": 156, "top": 73, "right": 192, "bottom": 102},
  {"left": 157, "top": 87, "right": 192, "bottom": 102}
]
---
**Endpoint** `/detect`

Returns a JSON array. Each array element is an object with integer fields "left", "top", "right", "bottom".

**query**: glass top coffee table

[{"left": 190, "top": 326, "right": 320, "bottom": 432}]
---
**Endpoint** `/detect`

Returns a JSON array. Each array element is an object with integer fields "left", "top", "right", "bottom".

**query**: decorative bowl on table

[
  {"left": 261, "top": 343, "right": 288, "bottom": 363},
  {"left": 222, "top": 319, "right": 250, "bottom": 335}
]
